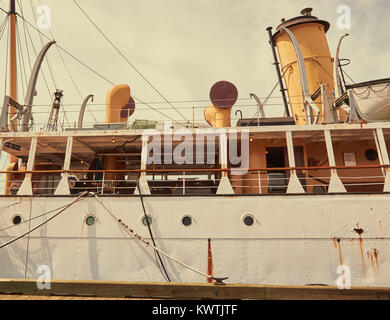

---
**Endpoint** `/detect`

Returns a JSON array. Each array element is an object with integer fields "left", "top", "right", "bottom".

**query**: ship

[{"left": 0, "top": 2, "right": 389, "bottom": 289}]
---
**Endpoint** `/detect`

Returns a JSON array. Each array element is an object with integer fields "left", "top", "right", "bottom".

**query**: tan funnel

[
  {"left": 105, "top": 84, "right": 135, "bottom": 123},
  {"left": 273, "top": 8, "right": 346, "bottom": 124},
  {"left": 105, "top": 84, "right": 135, "bottom": 186},
  {"left": 204, "top": 81, "right": 238, "bottom": 128}
]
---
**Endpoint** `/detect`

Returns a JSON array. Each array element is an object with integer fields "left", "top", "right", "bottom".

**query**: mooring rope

[
  {"left": 93, "top": 193, "right": 228, "bottom": 283},
  {"left": 0, "top": 191, "right": 88, "bottom": 249},
  {"left": 136, "top": 180, "right": 171, "bottom": 282}
]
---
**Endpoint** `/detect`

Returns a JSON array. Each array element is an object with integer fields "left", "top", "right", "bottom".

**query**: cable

[
  {"left": 250, "top": 67, "right": 291, "bottom": 120},
  {"left": 72, "top": 0, "right": 190, "bottom": 124},
  {"left": 0, "top": 197, "right": 89, "bottom": 233},
  {"left": 21, "top": 11, "right": 52, "bottom": 100},
  {"left": 136, "top": 179, "right": 171, "bottom": 282},
  {"left": 0, "top": 191, "right": 88, "bottom": 249},
  {"left": 15, "top": 12, "right": 184, "bottom": 125},
  {"left": 29, "top": 0, "right": 57, "bottom": 89},
  {"left": 17, "top": 0, "right": 32, "bottom": 73},
  {"left": 94, "top": 193, "right": 225, "bottom": 282},
  {"left": 15, "top": 12, "right": 116, "bottom": 87},
  {"left": 111, "top": 135, "right": 141, "bottom": 153}
]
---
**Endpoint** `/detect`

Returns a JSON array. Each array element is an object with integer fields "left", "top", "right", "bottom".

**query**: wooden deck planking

[{"left": 0, "top": 279, "right": 389, "bottom": 300}]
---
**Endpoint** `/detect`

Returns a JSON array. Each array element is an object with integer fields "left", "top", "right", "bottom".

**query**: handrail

[{"left": 1, "top": 164, "right": 389, "bottom": 175}]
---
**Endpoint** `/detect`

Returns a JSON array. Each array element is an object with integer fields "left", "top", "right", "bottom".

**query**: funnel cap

[{"left": 274, "top": 8, "right": 330, "bottom": 36}]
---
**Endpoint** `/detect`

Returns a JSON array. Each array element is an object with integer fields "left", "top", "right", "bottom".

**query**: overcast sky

[{"left": 0, "top": 0, "right": 389, "bottom": 128}]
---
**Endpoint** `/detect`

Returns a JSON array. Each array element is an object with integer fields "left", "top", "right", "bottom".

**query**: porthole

[
  {"left": 243, "top": 214, "right": 255, "bottom": 227},
  {"left": 85, "top": 215, "right": 96, "bottom": 226},
  {"left": 141, "top": 215, "right": 153, "bottom": 226},
  {"left": 182, "top": 215, "right": 192, "bottom": 227},
  {"left": 365, "top": 149, "right": 378, "bottom": 161},
  {"left": 12, "top": 215, "right": 22, "bottom": 225}
]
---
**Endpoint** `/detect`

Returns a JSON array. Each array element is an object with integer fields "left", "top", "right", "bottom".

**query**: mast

[
  {"left": 9, "top": 0, "right": 17, "bottom": 125},
  {"left": 266, "top": 26, "right": 290, "bottom": 118},
  {"left": 5, "top": 0, "right": 18, "bottom": 194}
]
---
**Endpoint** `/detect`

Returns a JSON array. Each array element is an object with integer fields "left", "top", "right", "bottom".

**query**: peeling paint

[
  {"left": 373, "top": 248, "right": 380, "bottom": 272},
  {"left": 207, "top": 238, "right": 213, "bottom": 283},
  {"left": 367, "top": 251, "right": 376, "bottom": 278},
  {"left": 367, "top": 248, "right": 380, "bottom": 276},
  {"left": 333, "top": 238, "right": 343, "bottom": 266}
]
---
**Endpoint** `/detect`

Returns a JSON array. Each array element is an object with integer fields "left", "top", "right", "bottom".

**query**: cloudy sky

[{"left": 0, "top": 0, "right": 389, "bottom": 128}]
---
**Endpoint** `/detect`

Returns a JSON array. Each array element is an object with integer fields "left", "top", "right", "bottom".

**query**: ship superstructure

[{"left": 0, "top": 3, "right": 389, "bottom": 287}]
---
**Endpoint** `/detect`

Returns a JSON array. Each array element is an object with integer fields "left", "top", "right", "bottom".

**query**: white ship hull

[{"left": 0, "top": 194, "right": 389, "bottom": 287}]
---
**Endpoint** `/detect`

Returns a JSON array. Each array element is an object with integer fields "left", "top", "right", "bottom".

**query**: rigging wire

[
  {"left": 20, "top": 10, "right": 52, "bottom": 100},
  {"left": 94, "top": 193, "right": 221, "bottom": 282},
  {"left": 13, "top": 13, "right": 201, "bottom": 125},
  {"left": 29, "top": 0, "right": 57, "bottom": 89},
  {"left": 15, "top": 19, "right": 28, "bottom": 99},
  {"left": 71, "top": 0, "right": 190, "bottom": 124},
  {"left": 250, "top": 67, "right": 291, "bottom": 120},
  {"left": 136, "top": 180, "right": 171, "bottom": 282},
  {"left": 36, "top": 0, "right": 98, "bottom": 124},
  {"left": 15, "top": 12, "right": 115, "bottom": 86},
  {"left": 18, "top": 0, "right": 32, "bottom": 73},
  {"left": 0, "top": 192, "right": 88, "bottom": 249},
  {"left": 29, "top": 0, "right": 72, "bottom": 129},
  {"left": 0, "top": 11, "right": 8, "bottom": 40}
]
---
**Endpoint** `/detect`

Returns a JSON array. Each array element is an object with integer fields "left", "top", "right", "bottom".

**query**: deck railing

[{"left": 1, "top": 164, "right": 389, "bottom": 196}]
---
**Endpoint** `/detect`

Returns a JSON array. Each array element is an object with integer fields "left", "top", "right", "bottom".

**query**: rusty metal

[
  {"left": 207, "top": 238, "right": 214, "bottom": 283},
  {"left": 354, "top": 223, "right": 366, "bottom": 275},
  {"left": 120, "top": 96, "right": 135, "bottom": 118}
]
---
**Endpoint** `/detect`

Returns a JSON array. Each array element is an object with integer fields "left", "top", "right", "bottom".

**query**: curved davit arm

[
  {"left": 78, "top": 94, "right": 94, "bottom": 128},
  {"left": 334, "top": 33, "right": 349, "bottom": 98},
  {"left": 21, "top": 40, "right": 56, "bottom": 132},
  {"left": 280, "top": 27, "right": 320, "bottom": 124}
]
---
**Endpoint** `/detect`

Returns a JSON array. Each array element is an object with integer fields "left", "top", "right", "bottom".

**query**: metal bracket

[
  {"left": 324, "top": 130, "right": 346, "bottom": 193},
  {"left": 17, "top": 137, "right": 38, "bottom": 196},
  {"left": 0, "top": 96, "right": 26, "bottom": 132},
  {"left": 285, "top": 131, "right": 305, "bottom": 194},
  {"left": 54, "top": 137, "right": 73, "bottom": 195},
  {"left": 280, "top": 27, "right": 320, "bottom": 124},
  {"left": 216, "top": 132, "right": 234, "bottom": 194},
  {"left": 321, "top": 84, "right": 337, "bottom": 124}
]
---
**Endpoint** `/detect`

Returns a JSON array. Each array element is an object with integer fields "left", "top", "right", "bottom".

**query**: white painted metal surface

[{"left": 0, "top": 194, "right": 388, "bottom": 286}]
